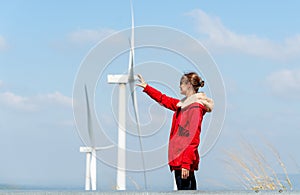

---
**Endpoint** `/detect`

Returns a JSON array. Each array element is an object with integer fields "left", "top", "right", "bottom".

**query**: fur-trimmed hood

[{"left": 176, "top": 92, "right": 214, "bottom": 112}]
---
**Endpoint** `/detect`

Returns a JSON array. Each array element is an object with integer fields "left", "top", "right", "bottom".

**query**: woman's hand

[
  {"left": 181, "top": 168, "right": 189, "bottom": 179},
  {"left": 136, "top": 74, "right": 147, "bottom": 88}
]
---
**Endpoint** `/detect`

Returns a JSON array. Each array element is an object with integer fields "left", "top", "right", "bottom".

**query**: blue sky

[{"left": 1, "top": 0, "right": 300, "bottom": 191}]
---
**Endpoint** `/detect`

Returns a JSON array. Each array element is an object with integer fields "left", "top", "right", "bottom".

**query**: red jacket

[{"left": 143, "top": 85, "right": 214, "bottom": 171}]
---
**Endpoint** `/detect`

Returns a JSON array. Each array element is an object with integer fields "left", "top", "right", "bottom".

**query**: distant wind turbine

[{"left": 80, "top": 85, "right": 113, "bottom": 191}]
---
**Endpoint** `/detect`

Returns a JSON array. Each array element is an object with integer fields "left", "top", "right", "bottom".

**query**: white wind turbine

[
  {"left": 107, "top": 0, "right": 147, "bottom": 190},
  {"left": 80, "top": 85, "right": 113, "bottom": 191}
]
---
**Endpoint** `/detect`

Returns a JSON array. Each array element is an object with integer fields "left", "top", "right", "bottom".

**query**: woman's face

[{"left": 180, "top": 76, "right": 191, "bottom": 95}]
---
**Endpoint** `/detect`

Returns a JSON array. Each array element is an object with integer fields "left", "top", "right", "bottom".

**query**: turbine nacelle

[{"left": 107, "top": 74, "right": 139, "bottom": 84}]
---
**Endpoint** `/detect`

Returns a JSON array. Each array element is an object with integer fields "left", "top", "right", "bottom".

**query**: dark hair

[{"left": 182, "top": 72, "right": 204, "bottom": 92}]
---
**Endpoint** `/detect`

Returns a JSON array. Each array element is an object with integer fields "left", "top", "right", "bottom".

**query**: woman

[{"left": 136, "top": 72, "right": 214, "bottom": 190}]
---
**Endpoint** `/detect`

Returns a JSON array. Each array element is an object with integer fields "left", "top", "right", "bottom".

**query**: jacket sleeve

[
  {"left": 143, "top": 85, "right": 180, "bottom": 111},
  {"left": 180, "top": 105, "right": 204, "bottom": 170}
]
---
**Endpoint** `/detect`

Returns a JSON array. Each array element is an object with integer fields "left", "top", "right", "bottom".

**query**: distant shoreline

[{"left": 0, "top": 190, "right": 300, "bottom": 195}]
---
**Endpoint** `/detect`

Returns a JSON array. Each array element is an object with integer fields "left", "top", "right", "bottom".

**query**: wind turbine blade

[
  {"left": 128, "top": 38, "right": 135, "bottom": 93},
  {"left": 131, "top": 82, "right": 148, "bottom": 190},
  {"left": 127, "top": 1, "right": 147, "bottom": 188},
  {"left": 127, "top": 0, "right": 147, "bottom": 189},
  {"left": 128, "top": 0, "right": 135, "bottom": 83},
  {"left": 84, "top": 85, "right": 95, "bottom": 147},
  {"left": 130, "top": 0, "right": 135, "bottom": 62}
]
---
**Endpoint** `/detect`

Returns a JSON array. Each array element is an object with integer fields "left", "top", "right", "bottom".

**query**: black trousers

[{"left": 174, "top": 170, "right": 197, "bottom": 190}]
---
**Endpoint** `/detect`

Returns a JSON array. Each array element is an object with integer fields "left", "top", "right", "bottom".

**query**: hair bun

[{"left": 200, "top": 80, "right": 205, "bottom": 87}]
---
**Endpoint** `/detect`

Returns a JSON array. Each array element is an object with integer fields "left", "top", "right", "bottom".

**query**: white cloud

[
  {"left": 188, "top": 9, "right": 300, "bottom": 60},
  {"left": 67, "top": 28, "right": 116, "bottom": 45},
  {"left": 0, "top": 35, "right": 8, "bottom": 51},
  {"left": 0, "top": 92, "right": 37, "bottom": 111},
  {"left": 266, "top": 69, "right": 300, "bottom": 98},
  {"left": 37, "top": 91, "right": 72, "bottom": 107},
  {"left": 0, "top": 91, "right": 72, "bottom": 112}
]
